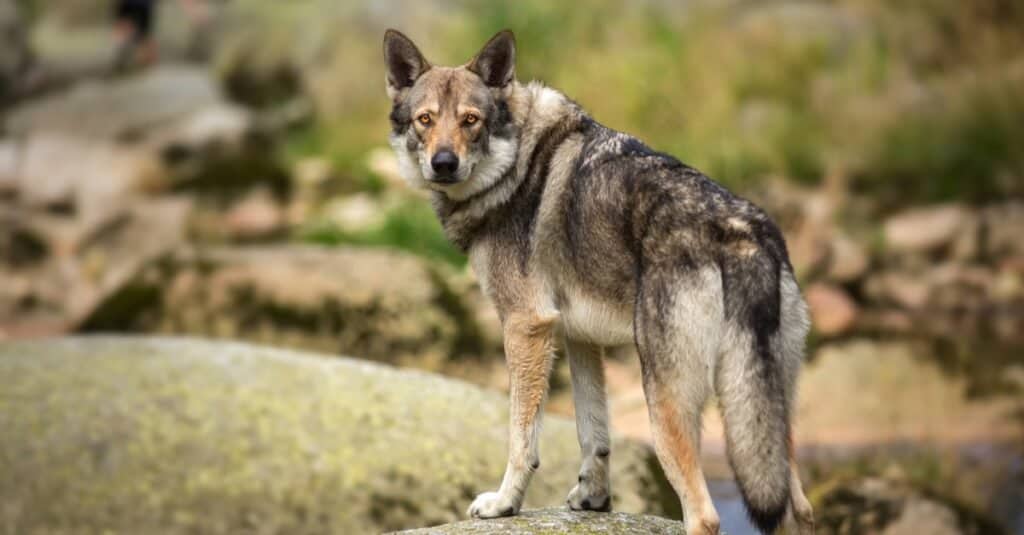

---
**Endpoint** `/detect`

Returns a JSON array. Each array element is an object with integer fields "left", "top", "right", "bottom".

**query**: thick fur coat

[{"left": 384, "top": 29, "right": 815, "bottom": 535}]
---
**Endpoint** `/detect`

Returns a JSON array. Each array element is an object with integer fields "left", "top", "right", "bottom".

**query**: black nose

[{"left": 431, "top": 150, "right": 459, "bottom": 177}]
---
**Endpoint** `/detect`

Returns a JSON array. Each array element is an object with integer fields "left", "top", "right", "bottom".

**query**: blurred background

[{"left": 1, "top": 0, "right": 1022, "bottom": 533}]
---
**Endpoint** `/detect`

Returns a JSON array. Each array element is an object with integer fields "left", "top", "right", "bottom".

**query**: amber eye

[
  {"left": 464, "top": 114, "right": 479, "bottom": 125},
  {"left": 417, "top": 114, "right": 432, "bottom": 126}
]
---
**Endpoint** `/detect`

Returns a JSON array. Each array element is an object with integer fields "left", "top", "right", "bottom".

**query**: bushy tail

[{"left": 717, "top": 340, "right": 791, "bottom": 533}]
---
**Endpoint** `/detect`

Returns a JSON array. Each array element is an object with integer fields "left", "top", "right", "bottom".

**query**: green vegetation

[
  {"left": 208, "top": 0, "right": 1024, "bottom": 260},
  {"left": 301, "top": 199, "right": 465, "bottom": 266}
]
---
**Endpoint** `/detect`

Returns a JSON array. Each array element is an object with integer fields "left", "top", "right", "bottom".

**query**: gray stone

[
  {"left": 813, "top": 476, "right": 1004, "bottom": 535},
  {"left": 392, "top": 508, "right": 686, "bottom": 534},
  {"left": 984, "top": 202, "right": 1024, "bottom": 258},
  {"left": 5, "top": 66, "right": 227, "bottom": 138},
  {"left": 883, "top": 204, "right": 968, "bottom": 254},
  {"left": 0, "top": 337, "right": 679, "bottom": 534},
  {"left": 826, "top": 233, "right": 869, "bottom": 283}
]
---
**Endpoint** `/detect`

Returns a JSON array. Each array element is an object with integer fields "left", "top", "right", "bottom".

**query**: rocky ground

[{"left": 392, "top": 508, "right": 687, "bottom": 534}]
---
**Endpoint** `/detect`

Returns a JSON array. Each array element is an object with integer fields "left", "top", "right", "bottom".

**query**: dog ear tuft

[
  {"left": 468, "top": 30, "right": 516, "bottom": 88},
  {"left": 383, "top": 29, "right": 430, "bottom": 92}
]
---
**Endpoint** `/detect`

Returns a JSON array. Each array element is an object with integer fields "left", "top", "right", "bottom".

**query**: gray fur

[{"left": 384, "top": 29, "right": 813, "bottom": 535}]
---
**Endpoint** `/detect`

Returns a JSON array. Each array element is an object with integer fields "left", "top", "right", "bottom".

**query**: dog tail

[{"left": 717, "top": 261, "right": 805, "bottom": 533}]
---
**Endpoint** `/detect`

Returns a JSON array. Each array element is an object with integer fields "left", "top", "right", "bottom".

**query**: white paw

[
  {"left": 566, "top": 482, "right": 611, "bottom": 512},
  {"left": 467, "top": 491, "right": 519, "bottom": 519}
]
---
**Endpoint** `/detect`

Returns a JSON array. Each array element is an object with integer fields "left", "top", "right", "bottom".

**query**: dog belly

[{"left": 559, "top": 291, "right": 634, "bottom": 346}]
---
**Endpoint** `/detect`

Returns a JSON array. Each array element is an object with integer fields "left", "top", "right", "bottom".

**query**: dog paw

[
  {"left": 467, "top": 491, "right": 519, "bottom": 519},
  {"left": 566, "top": 483, "right": 611, "bottom": 512}
]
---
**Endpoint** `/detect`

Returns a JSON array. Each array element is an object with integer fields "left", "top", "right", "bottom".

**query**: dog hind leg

[{"left": 635, "top": 267, "right": 721, "bottom": 535}]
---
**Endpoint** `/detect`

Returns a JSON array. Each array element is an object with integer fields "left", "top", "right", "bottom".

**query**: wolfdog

[{"left": 383, "top": 29, "right": 815, "bottom": 535}]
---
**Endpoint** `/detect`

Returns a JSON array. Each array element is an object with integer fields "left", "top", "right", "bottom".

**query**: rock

[
  {"left": 983, "top": 202, "right": 1024, "bottom": 258},
  {"left": 293, "top": 157, "right": 334, "bottom": 190},
  {"left": 0, "top": 198, "right": 191, "bottom": 337},
  {"left": 392, "top": 508, "right": 686, "bottom": 534},
  {"left": 3, "top": 66, "right": 259, "bottom": 214},
  {"left": 826, "top": 233, "right": 869, "bottom": 283},
  {"left": 0, "top": 141, "right": 15, "bottom": 196},
  {"left": 813, "top": 476, "right": 1005, "bottom": 535},
  {"left": 78, "top": 246, "right": 501, "bottom": 370},
  {"left": 0, "top": 0, "right": 30, "bottom": 99},
  {"left": 806, "top": 283, "right": 859, "bottom": 336},
  {"left": 864, "top": 271, "right": 931, "bottom": 309},
  {"left": 883, "top": 204, "right": 968, "bottom": 254},
  {"left": 0, "top": 210, "right": 48, "bottom": 268},
  {"left": 950, "top": 213, "right": 982, "bottom": 262},
  {"left": 222, "top": 188, "right": 286, "bottom": 240},
  {"left": 0, "top": 337, "right": 680, "bottom": 534},
  {"left": 14, "top": 132, "right": 165, "bottom": 220},
  {"left": 6, "top": 66, "right": 226, "bottom": 138},
  {"left": 319, "top": 193, "right": 386, "bottom": 233},
  {"left": 787, "top": 190, "right": 836, "bottom": 278},
  {"left": 856, "top": 309, "right": 914, "bottom": 335}
]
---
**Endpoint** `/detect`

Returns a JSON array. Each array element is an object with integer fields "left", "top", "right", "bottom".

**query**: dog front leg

[{"left": 468, "top": 311, "right": 557, "bottom": 518}]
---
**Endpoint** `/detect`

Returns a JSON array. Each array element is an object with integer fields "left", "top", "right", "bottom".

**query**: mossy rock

[
  {"left": 78, "top": 246, "right": 500, "bottom": 370},
  {"left": 391, "top": 507, "right": 687, "bottom": 534},
  {"left": 0, "top": 336, "right": 679, "bottom": 534}
]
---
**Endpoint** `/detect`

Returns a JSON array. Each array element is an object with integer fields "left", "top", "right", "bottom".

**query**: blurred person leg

[
  {"left": 179, "top": 0, "right": 215, "bottom": 61},
  {"left": 111, "top": 0, "right": 157, "bottom": 72}
]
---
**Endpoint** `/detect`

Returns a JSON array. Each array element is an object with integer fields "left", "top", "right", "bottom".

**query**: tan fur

[
  {"left": 504, "top": 311, "right": 558, "bottom": 431},
  {"left": 651, "top": 396, "right": 720, "bottom": 535},
  {"left": 410, "top": 68, "right": 488, "bottom": 164}
]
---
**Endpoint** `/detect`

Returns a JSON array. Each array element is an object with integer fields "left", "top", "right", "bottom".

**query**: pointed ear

[
  {"left": 383, "top": 29, "right": 430, "bottom": 94},
  {"left": 468, "top": 30, "right": 516, "bottom": 88}
]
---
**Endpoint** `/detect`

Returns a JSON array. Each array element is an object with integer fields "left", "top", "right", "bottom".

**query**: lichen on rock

[
  {"left": 0, "top": 336, "right": 679, "bottom": 534},
  {"left": 391, "top": 507, "right": 687, "bottom": 534}
]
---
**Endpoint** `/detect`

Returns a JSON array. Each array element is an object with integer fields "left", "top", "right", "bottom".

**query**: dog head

[{"left": 383, "top": 29, "right": 518, "bottom": 199}]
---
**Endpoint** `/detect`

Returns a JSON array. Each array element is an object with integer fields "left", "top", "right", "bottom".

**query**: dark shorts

[{"left": 114, "top": 0, "right": 156, "bottom": 38}]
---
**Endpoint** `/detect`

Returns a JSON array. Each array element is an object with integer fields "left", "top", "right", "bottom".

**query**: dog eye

[
  {"left": 463, "top": 114, "right": 479, "bottom": 125},
  {"left": 417, "top": 114, "right": 432, "bottom": 126}
]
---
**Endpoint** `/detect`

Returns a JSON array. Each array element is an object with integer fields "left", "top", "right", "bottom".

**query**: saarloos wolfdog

[{"left": 383, "top": 29, "right": 815, "bottom": 535}]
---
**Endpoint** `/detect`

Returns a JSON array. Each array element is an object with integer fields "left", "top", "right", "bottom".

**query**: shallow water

[{"left": 708, "top": 479, "right": 757, "bottom": 535}]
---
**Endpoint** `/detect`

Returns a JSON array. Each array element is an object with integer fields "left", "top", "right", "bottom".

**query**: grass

[
  {"left": 863, "top": 76, "right": 1024, "bottom": 205},
  {"left": 300, "top": 199, "right": 465, "bottom": 267}
]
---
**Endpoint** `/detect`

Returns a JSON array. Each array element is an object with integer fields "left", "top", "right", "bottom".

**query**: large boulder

[
  {"left": 392, "top": 508, "right": 686, "bottom": 534},
  {"left": 0, "top": 337, "right": 680, "bottom": 534}
]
